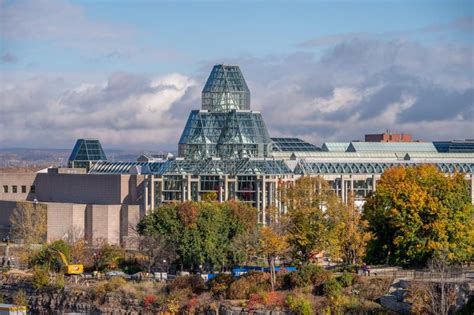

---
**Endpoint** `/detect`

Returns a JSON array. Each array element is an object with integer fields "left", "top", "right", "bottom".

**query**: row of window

[{"left": 2, "top": 185, "right": 35, "bottom": 194}]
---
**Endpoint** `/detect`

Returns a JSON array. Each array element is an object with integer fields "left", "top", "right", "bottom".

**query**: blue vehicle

[{"left": 231, "top": 266, "right": 297, "bottom": 277}]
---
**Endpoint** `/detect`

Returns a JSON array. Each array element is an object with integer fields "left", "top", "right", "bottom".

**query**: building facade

[{"left": 1, "top": 64, "right": 473, "bottom": 246}]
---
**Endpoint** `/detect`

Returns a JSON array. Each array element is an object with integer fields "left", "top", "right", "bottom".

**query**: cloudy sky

[{"left": 1, "top": 0, "right": 473, "bottom": 151}]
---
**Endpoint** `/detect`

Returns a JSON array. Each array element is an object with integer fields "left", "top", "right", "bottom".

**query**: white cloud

[{"left": 0, "top": 72, "right": 198, "bottom": 149}]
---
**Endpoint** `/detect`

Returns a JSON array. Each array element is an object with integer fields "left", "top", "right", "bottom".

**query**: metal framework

[
  {"left": 89, "top": 159, "right": 474, "bottom": 176},
  {"left": 68, "top": 139, "right": 107, "bottom": 168},
  {"left": 201, "top": 64, "right": 250, "bottom": 112},
  {"left": 271, "top": 137, "right": 321, "bottom": 152},
  {"left": 179, "top": 64, "right": 272, "bottom": 160},
  {"left": 89, "top": 158, "right": 292, "bottom": 176}
]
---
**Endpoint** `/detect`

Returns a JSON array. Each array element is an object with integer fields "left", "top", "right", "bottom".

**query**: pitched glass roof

[
  {"left": 89, "top": 158, "right": 292, "bottom": 175},
  {"left": 321, "top": 142, "right": 350, "bottom": 152},
  {"left": 68, "top": 139, "right": 107, "bottom": 162},
  {"left": 202, "top": 64, "right": 250, "bottom": 112},
  {"left": 271, "top": 137, "right": 321, "bottom": 152},
  {"left": 347, "top": 142, "right": 437, "bottom": 153},
  {"left": 294, "top": 160, "right": 474, "bottom": 175}
]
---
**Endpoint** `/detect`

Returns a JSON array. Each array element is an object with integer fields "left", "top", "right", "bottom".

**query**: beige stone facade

[{"left": 0, "top": 170, "right": 145, "bottom": 246}]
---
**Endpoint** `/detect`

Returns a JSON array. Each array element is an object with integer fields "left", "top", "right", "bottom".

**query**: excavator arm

[{"left": 47, "top": 248, "right": 83, "bottom": 275}]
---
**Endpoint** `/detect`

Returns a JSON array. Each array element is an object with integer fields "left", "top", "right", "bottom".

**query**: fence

[{"left": 371, "top": 268, "right": 473, "bottom": 282}]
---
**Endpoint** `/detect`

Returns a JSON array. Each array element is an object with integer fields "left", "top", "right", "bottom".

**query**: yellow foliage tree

[
  {"left": 326, "top": 194, "right": 372, "bottom": 265},
  {"left": 259, "top": 225, "right": 288, "bottom": 291},
  {"left": 10, "top": 201, "right": 47, "bottom": 244}
]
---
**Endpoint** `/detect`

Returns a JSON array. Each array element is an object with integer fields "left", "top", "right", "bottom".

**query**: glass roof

[
  {"left": 68, "top": 139, "right": 107, "bottom": 162},
  {"left": 433, "top": 141, "right": 474, "bottom": 153},
  {"left": 294, "top": 160, "right": 474, "bottom": 175},
  {"left": 202, "top": 64, "right": 250, "bottom": 112},
  {"left": 88, "top": 158, "right": 474, "bottom": 176},
  {"left": 321, "top": 142, "right": 350, "bottom": 152},
  {"left": 178, "top": 110, "right": 272, "bottom": 160},
  {"left": 89, "top": 158, "right": 292, "bottom": 175},
  {"left": 271, "top": 137, "right": 321, "bottom": 152},
  {"left": 347, "top": 142, "right": 437, "bottom": 152}
]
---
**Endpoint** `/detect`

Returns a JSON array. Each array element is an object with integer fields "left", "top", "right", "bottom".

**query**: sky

[{"left": 1, "top": 0, "right": 473, "bottom": 151}]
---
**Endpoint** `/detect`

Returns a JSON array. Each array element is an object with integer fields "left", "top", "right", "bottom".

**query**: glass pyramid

[
  {"left": 179, "top": 64, "right": 272, "bottom": 160},
  {"left": 68, "top": 139, "right": 107, "bottom": 168},
  {"left": 202, "top": 64, "right": 250, "bottom": 112}
]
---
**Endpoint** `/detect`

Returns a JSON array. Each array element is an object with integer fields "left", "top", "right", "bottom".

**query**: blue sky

[{"left": 1, "top": 0, "right": 473, "bottom": 149}]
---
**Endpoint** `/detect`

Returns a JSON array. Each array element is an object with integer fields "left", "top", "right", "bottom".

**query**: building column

[
  {"left": 150, "top": 177, "right": 155, "bottom": 211},
  {"left": 144, "top": 176, "right": 149, "bottom": 212},
  {"left": 181, "top": 177, "right": 186, "bottom": 202},
  {"left": 262, "top": 176, "right": 266, "bottom": 218},
  {"left": 218, "top": 176, "right": 223, "bottom": 202},
  {"left": 224, "top": 175, "right": 229, "bottom": 201},
  {"left": 340, "top": 175, "right": 346, "bottom": 204},
  {"left": 187, "top": 177, "right": 192, "bottom": 201}
]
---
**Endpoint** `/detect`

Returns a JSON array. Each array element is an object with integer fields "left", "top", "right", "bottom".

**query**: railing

[{"left": 370, "top": 268, "right": 473, "bottom": 282}]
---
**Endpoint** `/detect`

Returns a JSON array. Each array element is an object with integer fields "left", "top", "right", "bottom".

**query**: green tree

[
  {"left": 137, "top": 200, "right": 257, "bottom": 271},
  {"left": 363, "top": 165, "right": 474, "bottom": 267},
  {"left": 32, "top": 240, "right": 72, "bottom": 271}
]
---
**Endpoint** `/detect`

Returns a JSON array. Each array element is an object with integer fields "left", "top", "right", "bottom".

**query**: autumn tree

[
  {"left": 10, "top": 201, "right": 47, "bottom": 244},
  {"left": 363, "top": 165, "right": 474, "bottom": 267},
  {"left": 137, "top": 200, "right": 258, "bottom": 271},
  {"left": 259, "top": 225, "right": 288, "bottom": 291},
  {"left": 326, "top": 194, "right": 371, "bottom": 265},
  {"left": 283, "top": 177, "right": 333, "bottom": 264}
]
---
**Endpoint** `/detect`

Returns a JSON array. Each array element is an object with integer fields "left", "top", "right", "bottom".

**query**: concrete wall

[
  {"left": 120, "top": 205, "right": 141, "bottom": 249},
  {"left": 88, "top": 205, "right": 121, "bottom": 245},
  {"left": 35, "top": 173, "right": 124, "bottom": 204},
  {"left": 33, "top": 173, "right": 145, "bottom": 206},
  {"left": 0, "top": 173, "right": 37, "bottom": 201},
  {"left": 46, "top": 202, "right": 86, "bottom": 243},
  {"left": 0, "top": 200, "right": 17, "bottom": 238}
]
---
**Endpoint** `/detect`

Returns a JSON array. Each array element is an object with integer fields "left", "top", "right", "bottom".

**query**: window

[
  {"left": 12, "top": 185, "right": 17, "bottom": 193},
  {"left": 30, "top": 185, "right": 36, "bottom": 193},
  {"left": 2, "top": 186, "right": 8, "bottom": 193},
  {"left": 21, "top": 185, "right": 26, "bottom": 193}
]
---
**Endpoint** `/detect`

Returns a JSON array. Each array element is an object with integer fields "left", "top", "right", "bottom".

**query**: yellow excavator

[{"left": 48, "top": 248, "right": 83, "bottom": 275}]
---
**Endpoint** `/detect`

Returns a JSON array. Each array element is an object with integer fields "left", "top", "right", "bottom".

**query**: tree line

[{"left": 137, "top": 165, "right": 473, "bottom": 281}]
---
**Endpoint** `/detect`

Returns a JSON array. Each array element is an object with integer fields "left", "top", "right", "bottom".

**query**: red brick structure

[{"left": 365, "top": 131, "right": 413, "bottom": 142}]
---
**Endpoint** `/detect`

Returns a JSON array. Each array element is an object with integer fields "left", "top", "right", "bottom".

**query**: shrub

[
  {"left": 354, "top": 277, "right": 393, "bottom": 301},
  {"left": 32, "top": 266, "right": 50, "bottom": 289},
  {"left": 247, "top": 293, "right": 264, "bottom": 309},
  {"left": 323, "top": 278, "right": 343, "bottom": 297},
  {"left": 13, "top": 289, "right": 27, "bottom": 306},
  {"left": 208, "top": 274, "right": 234, "bottom": 299},
  {"left": 287, "top": 264, "right": 332, "bottom": 289},
  {"left": 54, "top": 272, "right": 65, "bottom": 290},
  {"left": 167, "top": 275, "right": 206, "bottom": 294},
  {"left": 227, "top": 271, "right": 271, "bottom": 300},
  {"left": 143, "top": 294, "right": 157, "bottom": 307},
  {"left": 338, "top": 272, "right": 354, "bottom": 287},
  {"left": 31, "top": 240, "right": 71, "bottom": 271},
  {"left": 264, "top": 291, "right": 286, "bottom": 308},
  {"left": 93, "top": 243, "right": 125, "bottom": 271},
  {"left": 285, "top": 294, "right": 313, "bottom": 315},
  {"left": 105, "top": 276, "right": 127, "bottom": 291}
]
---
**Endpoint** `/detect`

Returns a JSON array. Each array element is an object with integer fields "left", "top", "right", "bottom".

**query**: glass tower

[{"left": 179, "top": 64, "right": 272, "bottom": 159}]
